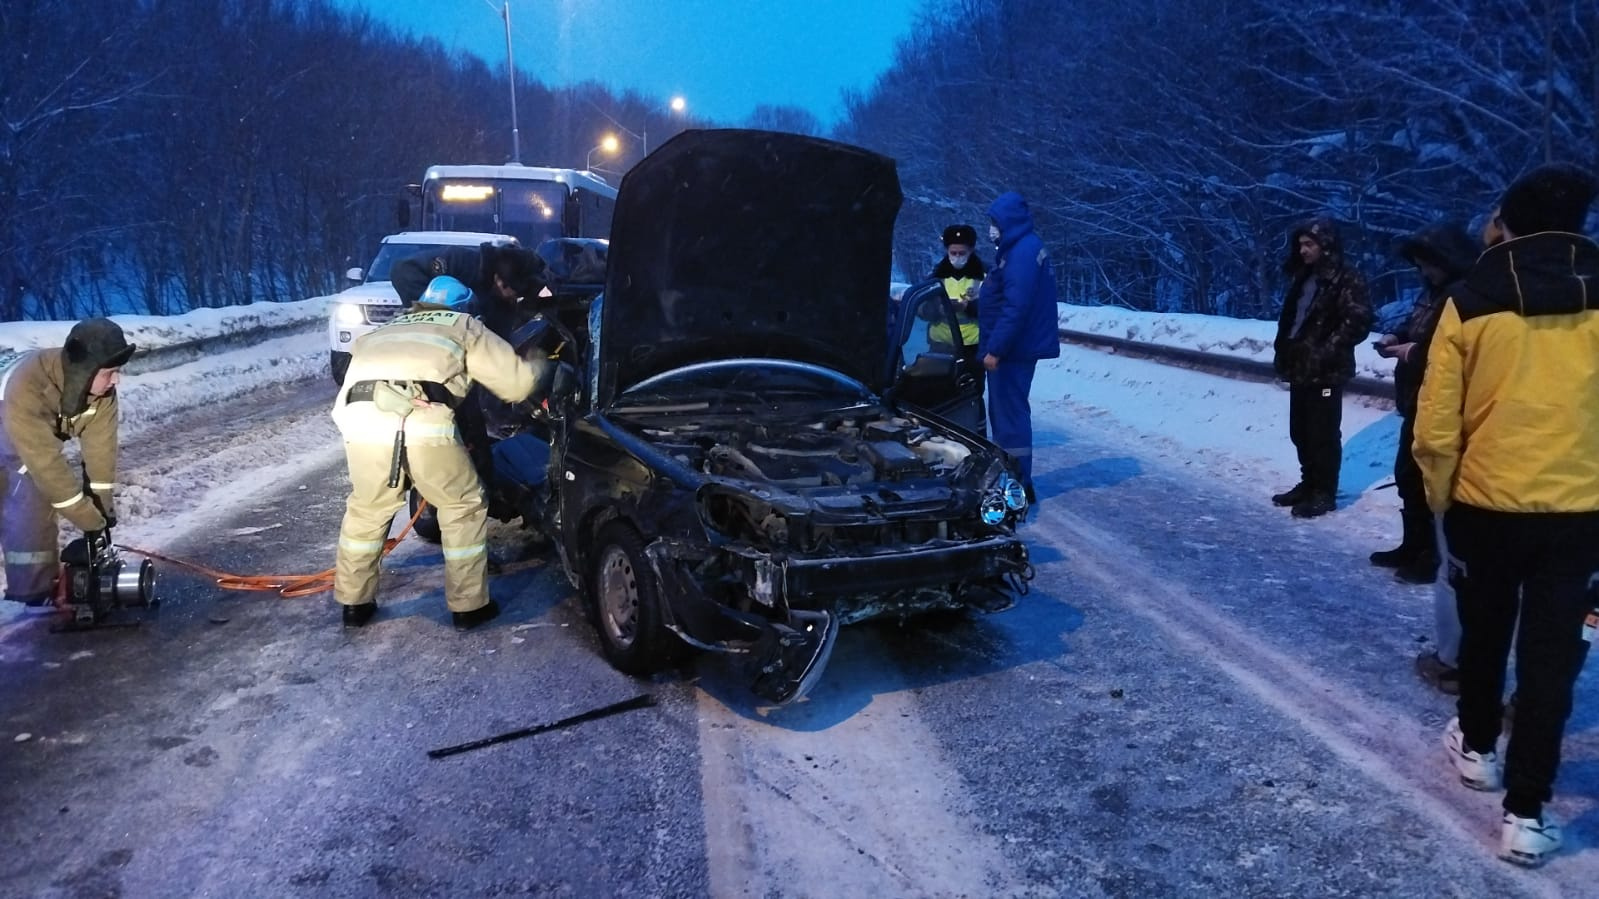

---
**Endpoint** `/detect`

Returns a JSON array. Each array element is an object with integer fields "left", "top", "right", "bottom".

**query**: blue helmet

[{"left": 420, "top": 275, "right": 476, "bottom": 313}]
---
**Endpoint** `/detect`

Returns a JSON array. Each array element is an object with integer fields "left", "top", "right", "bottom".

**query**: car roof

[{"left": 380, "top": 230, "right": 518, "bottom": 246}]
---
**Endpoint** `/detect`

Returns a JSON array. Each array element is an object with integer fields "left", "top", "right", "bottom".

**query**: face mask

[
  {"left": 988, "top": 225, "right": 1001, "bottom": 245},
  {"left": 948, "top": 252, "right": 970, "bottom": 269}
]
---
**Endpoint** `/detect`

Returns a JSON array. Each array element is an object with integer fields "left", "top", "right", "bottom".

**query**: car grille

[{"left": 364, "top": 305, "right": 402, "bottom": 325}]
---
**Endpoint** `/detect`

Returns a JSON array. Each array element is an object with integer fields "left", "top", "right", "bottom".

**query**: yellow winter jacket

[
  {"left": 1413, "top": 232, "right": 1599, "bottom": 514},
  {"left": 0, "top": 348, "right": 118, "bottom": 531},
  {"left": 332, "top": 306, "right": 540, "bottom": 446}
]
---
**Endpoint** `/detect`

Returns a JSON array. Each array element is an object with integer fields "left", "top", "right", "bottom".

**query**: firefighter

[
  {"left": 1, "top": 319, "right": 135, "bottom": 605},
  {"left": 331, "top": 275, "right": 547, "bottom": 631},
  {"left": 389, "top": 242, "right": 548, "bottom": 341}
]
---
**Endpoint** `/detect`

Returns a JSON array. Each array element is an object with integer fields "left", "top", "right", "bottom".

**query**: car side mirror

[{"left": 345, "top": 267, "right": 364, "bottom": 283}]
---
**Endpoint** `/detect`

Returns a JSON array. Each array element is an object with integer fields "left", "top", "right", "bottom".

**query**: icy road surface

[{"left": 2, "top": 346, "right": 1595, "bottom": 897}]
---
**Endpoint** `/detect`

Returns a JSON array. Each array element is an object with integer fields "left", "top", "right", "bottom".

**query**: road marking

[
  {"left": 1034, "top": 505, "right": 1585, "bottom": 895},
  {"left": 696, "top": 662, "right": 1018, "bottom": 898}
]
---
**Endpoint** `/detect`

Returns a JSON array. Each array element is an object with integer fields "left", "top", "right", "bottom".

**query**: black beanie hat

[
  {"left": 1498, "top": 162, "right": 1598, "bottom": 236},
  {"left": 942, "top": 224, "right": 978, "bottom": 247},
  {"left": 61, "top": 318, "right": 136, "bottom": 418},
  {"left": 485, "top": 243, "right": 548, "bottom": 299}
]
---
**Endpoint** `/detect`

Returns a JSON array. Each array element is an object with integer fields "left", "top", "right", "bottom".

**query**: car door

[{"left": 888, "top": 279, "right": 986, "bottom": 434}]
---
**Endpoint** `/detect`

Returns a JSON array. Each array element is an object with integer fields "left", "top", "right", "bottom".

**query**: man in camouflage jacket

[{"left": 1270, "top": 218, "right": 1374, "bottom": 518}]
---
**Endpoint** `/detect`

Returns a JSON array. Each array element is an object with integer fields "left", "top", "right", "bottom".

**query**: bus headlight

[{"left": 334, "top": 303, "right": 365, "bottom": 326}]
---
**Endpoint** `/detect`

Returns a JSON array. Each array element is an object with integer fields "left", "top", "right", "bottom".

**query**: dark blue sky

[{"left": 332, "top": 0, "right": 925, "bottom": 128}]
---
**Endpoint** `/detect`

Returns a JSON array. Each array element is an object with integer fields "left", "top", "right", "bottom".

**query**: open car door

[{"left": 888, "top": 279, "right": 986, "bottom": 435}]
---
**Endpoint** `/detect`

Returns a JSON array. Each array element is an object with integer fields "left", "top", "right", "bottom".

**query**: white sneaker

[
  {"left": 1500, "top": 811, "right": 1562, "bottom": 867},
  {"left": 1444, "top": 717, "right": 1502, "bottom": 791}
]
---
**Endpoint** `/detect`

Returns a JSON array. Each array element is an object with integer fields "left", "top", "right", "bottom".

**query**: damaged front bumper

[{"left": 644, "top": 534, "right": 1032, "bottom": 704}]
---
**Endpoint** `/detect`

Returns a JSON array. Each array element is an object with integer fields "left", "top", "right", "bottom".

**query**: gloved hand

[{"left": 85, "top": 529, "right": 111, "bottom": 559}]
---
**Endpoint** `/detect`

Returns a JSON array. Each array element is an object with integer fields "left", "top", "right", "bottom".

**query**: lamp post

[
  {"left": 588, "top": 95, "right": 686, "bottom": 160},
  {"left": 493, "top": 1, "right": 521, "bottom": 163},
  {"left": 587, "top": 134, "right": 620, "bottom": 172}
]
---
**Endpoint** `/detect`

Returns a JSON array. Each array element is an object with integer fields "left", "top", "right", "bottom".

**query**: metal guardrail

[
  {"left": 1058, "top": 328, "right": 1395, "bottom": 402},
  {"left": 123, "top": 318, "right": 324, "bottom": 376}
]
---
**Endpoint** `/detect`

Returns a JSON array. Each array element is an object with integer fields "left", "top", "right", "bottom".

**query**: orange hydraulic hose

[{"left": 117, "top": 501, "right": 429, "bottom": 599}]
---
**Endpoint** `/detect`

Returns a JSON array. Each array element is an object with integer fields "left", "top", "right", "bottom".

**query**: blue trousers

[{"left": 986, "top": 359, "right": 1037, "bottom": 486}]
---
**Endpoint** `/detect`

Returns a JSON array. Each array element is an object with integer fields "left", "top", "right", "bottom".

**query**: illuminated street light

[
  {"left": 589, "top": 95, "right": 688, "bottom": 159},
  {"left": 587, "top": 135, "right": 621, "bottom": 171}
]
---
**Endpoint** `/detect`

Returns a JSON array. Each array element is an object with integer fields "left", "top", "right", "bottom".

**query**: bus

[{"left": 402, "top": 164, "right": 618, "bottom": 247}]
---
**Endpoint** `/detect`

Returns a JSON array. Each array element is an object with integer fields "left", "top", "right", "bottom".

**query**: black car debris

[{"left": 499, "top": 130, "right": 1035, "bottom": 703}]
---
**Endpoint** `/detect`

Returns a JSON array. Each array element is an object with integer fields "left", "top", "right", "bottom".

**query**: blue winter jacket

[{"left": 978, "top": 192, "right": 1062, "bottom": 362}]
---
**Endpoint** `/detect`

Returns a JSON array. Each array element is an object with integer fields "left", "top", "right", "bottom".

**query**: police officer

[
  {"left": 928, "top": 224, "right": 986, "bottom": 357},
  {"left": 1, "top": 319, "right": 135, "bottom": 604},
  {"left": 331, "top": 276, "right": 546, "bottom": 631}
]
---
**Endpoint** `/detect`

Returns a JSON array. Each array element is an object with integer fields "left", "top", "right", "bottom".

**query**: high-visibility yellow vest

[{"left": 929, "top": 276, "right": 982, "bottom": 348}]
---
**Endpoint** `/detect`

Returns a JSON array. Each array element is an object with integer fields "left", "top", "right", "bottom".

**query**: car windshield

[
  {"left": 616, "top": 360, "right": 873, "bottom": 413},
  {"left": 364, "top": 242, "right": 454, "bottom": 282}
]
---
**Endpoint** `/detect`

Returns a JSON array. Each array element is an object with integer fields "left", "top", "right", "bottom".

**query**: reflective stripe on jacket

[
  {"left": 0, "top": 349, "right": 116, "bottom": 531},
  {"left": 331, "top": 307, "right": 539, "bottom": 446}
]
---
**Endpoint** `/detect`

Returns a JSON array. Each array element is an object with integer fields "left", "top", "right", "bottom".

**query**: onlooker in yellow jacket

[{"left": 1415, "top": 162, "right": 1599, "bottom": 868}]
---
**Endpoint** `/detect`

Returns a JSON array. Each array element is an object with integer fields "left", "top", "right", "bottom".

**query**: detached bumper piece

[{"left": 750, "top": 609, "right": 839, "bottom": 705}]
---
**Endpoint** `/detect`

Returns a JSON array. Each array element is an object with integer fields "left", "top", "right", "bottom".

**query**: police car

[{"left": 327, "top": 230, "right": 517, "bottom": 384}]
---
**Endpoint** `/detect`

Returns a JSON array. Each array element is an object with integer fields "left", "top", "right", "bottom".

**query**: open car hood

[{"left": 599, "top": 129, "right": 902, "bottom": 405}]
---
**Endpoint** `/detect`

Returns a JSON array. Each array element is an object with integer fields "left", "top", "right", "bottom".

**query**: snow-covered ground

[{"left": 1, "top": 299, "right": 1406, "bottom": 610}]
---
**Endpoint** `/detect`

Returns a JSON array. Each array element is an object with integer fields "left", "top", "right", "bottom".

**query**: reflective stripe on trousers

[
  {"left": 334, "top": 440, "right": 491, "bottom": 613},
  {"left": 1, "top": 459, "right": 61, "bottom": 599}
]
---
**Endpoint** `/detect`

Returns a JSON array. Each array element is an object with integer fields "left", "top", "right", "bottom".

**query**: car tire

[
  {"left": 588, "top": 522, "right": 682, "bottom": 675},
  {"left": 330, "top": 350, "right": 351, "bottom": 385},
  {"left": 408, "top": 488, "right": 441, "bottom": 544}
]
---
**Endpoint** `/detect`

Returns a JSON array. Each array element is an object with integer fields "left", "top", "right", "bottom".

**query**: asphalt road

[{"left": 2, "top": 373, "right": 1594, "bottom": 897}]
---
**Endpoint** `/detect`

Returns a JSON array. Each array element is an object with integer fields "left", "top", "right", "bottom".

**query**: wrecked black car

[{"left": 519, "top": 130, "right": 1034, "bottom": 703}]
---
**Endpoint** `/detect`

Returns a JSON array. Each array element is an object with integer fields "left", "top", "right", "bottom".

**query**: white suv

[{"left": 327, "top": 230, "right": 518, "bottom": 383}]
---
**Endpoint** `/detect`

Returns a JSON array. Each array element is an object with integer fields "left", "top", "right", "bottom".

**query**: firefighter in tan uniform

[
  {"left": 1, "top": 319, "right": 135, "bottom": 605},
  {"left": 332, "top": 276, "right": 545, "bottom": 630}
]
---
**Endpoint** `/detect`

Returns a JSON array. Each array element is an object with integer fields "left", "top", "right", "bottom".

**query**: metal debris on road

[{"left": 427, "top": 693, "right": 658, "bottom": 759}]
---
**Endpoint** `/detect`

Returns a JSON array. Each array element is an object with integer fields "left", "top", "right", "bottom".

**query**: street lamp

[
  {"left": 589, "top": 95, "right": 687, "bottom": 159},
  {"left": 489, "top": 0, "right": 521, "bottom": 163},
  {"left": 587, "top": 134, "right": 620, "bottom": 172}
]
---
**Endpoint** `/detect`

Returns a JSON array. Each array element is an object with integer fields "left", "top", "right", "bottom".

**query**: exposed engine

[{"left": 642, "top": 412, "right": 973, "bottom": 487}]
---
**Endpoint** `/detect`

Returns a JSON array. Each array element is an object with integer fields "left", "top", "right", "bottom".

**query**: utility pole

[{"left": 502, "top": 2, "right": 521, "bottom": 164}]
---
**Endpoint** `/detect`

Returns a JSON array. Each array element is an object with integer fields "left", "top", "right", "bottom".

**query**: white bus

[{"left": 404, "top": 164, "right": 618, "bottom": 247}]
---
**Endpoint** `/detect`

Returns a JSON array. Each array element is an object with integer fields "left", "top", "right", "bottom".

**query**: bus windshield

[
  {"left": 416, "top": 165, "right": 617, "bottom": 246},
  {"left": 424, "top": 179, "right": 567, "bottom": 246}
]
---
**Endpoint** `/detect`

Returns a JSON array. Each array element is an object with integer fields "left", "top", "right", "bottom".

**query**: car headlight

[
  {"left": 334, "top": 303, "right": 365, "bottom": 326},
  {"left": 980, "top": 492, "right": 1008, "bottom": 526},
  {"left": 1001, "top": 474, "right": 1028, "bottom": 512}
]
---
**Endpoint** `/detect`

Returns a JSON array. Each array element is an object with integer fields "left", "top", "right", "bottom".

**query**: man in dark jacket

[
  {"left": 1372, "top": 222, "right": 1480, "bottom": 584},
  {"left": 1270, "top": 219, "right": 1374, "bottom": 518},
  {"left": 1416, "top": 161, "right": 1599, "bottom": 868},
  {"left": 979, "top": 193, "right": 1061, "bottom": 503},
  {"left": 390, "top": 242, "right": 548, "bottom": 342},
  {"left": 0, "top": 319, "right": 135, "bottom": 604}
]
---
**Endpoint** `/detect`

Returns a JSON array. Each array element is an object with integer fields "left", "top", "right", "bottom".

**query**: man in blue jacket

[{"left": 978, "top": 192, "right": 1061, "bottom": 503}]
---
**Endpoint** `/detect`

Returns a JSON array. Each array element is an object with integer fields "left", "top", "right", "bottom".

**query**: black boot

[
  {"left": 1371, "top": 510, "right": 1430, "bottom": 568},
  {"left": 1272, "top": 482, "right": 1310, "bottom": 507},
  {"left": 1291, "top": 491, "right": 1336, "bottom": 518},
  {"left": 1395, "top": 550, "right": 1439, "bottom": 584},
  {"left": 341, "top": 602, "right": 377, "bottom": 628},
  {"left": 453, "top": 599, "right": 501, "bottom": 631}
]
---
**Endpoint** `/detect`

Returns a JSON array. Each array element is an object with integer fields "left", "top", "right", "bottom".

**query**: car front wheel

[{"left": 588, "top": 522, "right": 682, "bottom": 675}]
